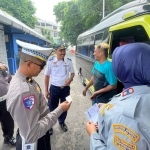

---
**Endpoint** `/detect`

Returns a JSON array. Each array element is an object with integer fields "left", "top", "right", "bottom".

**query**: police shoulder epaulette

[
  {"left": 67, "top": 58, "right": 72, "bottom": 61},
  {"left": 49, "top": 57, "right": 54, "bottom": 61},
  {"left": 26, "top": 77, "right": 33, "bottom": 83}
]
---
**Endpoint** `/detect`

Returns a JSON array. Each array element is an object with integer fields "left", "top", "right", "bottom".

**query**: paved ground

[{"left": 0, "top": 52, "right": 92, "bottom": 150}]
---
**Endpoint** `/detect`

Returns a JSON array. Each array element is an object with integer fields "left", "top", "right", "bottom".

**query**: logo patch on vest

[
  {"left": 113, "top": 134, "right": 136, "bottom": 150},
  {"left": 113, "top": 124, "right": 140, "bottom": 143},
  {"left": 23, "top": 95, "right": 35, "bottom": 110},
  {"left": 122, "top": 88, "right": 134, "bottom": 97}
]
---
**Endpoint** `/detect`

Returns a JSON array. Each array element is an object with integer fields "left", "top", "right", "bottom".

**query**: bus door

[
  {"left": 109, "top": 15, "right": 150, "bottom": 93},
  {"left": 109, "top": 14, "right": 150, "bottom": 55}
]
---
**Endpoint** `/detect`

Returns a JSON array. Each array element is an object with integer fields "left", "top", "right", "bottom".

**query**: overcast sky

[{"left": 31, "top": 0, "right": 70, "bottom": 23}]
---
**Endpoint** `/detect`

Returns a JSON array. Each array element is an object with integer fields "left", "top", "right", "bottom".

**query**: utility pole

[{"left": 103, "top": 0, "right": 105, "bottom": 19}]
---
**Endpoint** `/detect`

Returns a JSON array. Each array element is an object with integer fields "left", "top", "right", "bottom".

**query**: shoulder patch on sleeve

[
  {"left": 22, "top": 95, "right": 35, "bottom": 110},
  {"left": 67, "top": 58, "right": 72, "bottom": 61},
  {"left": 49, "top": 57, "right": 54, "bottom": 61},
  {"left": 112, "top": 124, "right": 140, "bottom": 143},
  {"left": 113, "top": 134, "right": 136, "bottom": 150}
]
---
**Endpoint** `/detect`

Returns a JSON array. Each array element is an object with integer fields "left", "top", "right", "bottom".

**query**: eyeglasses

[{"left": 24, "top": 61, "right": 46, "bottom": 70}]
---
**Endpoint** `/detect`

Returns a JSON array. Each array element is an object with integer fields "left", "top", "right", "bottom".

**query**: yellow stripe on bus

[
  {"left": 109, "top": 15, "right": 150, "bottom": 38},
  {"left": 85, "top": 78, "right": 95, "bottom": 93}
]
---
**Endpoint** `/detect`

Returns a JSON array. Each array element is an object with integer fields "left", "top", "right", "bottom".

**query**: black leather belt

[{"left": 51, "top": 85, "right": 65, "bottom": 89}]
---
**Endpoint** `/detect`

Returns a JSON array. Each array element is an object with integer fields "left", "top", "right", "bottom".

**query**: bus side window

[
  {"left": 77, "top": 39, "right": 82, "bottom": 54},
  {"left": 102, "top": 28, "right": 109, "bottom": 43},
  {"left": 77, "top": 46, "right": 81, "bottom": 53},
  {"left": 81, "top": 37, "right": 90, "bottom": 56},
  {"left": 95, "top": 33, "right": 103, "bottom": 45},
  {"left": 89, "top": 36, "right": 95, "bottom": 59}
]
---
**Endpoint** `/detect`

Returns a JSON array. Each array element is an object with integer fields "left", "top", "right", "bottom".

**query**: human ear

[{"left": 26, "top": 61, "right": 31, "bottom": 68}]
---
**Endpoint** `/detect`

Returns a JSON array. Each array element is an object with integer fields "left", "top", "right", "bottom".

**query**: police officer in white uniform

[
  {"left": 0, "top": 62, "right": 16, "bottom": 146},
  {"left": 86, "top": 43, "right": 150, "bottom": 149},
  {"left": 44, "top": 45, "right": 75, "bottom": 133},
  {"left": 7, "top": 40, "right": 71, "bottom": 150}
]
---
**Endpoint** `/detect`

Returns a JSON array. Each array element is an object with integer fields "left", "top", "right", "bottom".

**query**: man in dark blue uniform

[{"left": 45, "top": 45, "right": 75, "bottom": 134}]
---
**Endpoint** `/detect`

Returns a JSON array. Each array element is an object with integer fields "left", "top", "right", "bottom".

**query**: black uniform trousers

[
  {"left": 48, "top": 85, "right": 70, "bottom": 124},
  {"left": 0, "top": 100, "right": 14, "bottom": 138},
  {"left": 16, "top": 129, "right": 51, "bottom": 150}
]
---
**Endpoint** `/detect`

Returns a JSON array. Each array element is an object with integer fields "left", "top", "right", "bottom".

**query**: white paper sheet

[
  {"left": 66, "top": 95, "right": 72, "bottom": 102},
  {"left": 85, "top": 103, "right": 99, "bottom": 124}
]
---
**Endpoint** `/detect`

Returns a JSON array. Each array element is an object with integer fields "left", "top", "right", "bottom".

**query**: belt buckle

[
  {"left": 60, "top": 86, "right": 64, "bottom": 89},
  {"left": 0, "top": 96, "right": 4, "bottom": 101}
]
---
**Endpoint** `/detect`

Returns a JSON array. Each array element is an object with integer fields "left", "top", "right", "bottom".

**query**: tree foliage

[
  {"left": 54, "top": 1, "right": 85, "bottom": 45},
  {"left": 0, "top": 0, "right": 37, "bottom": 28},
  {"left": 40, "top": 27, "right": 54, "bottom": 42},
  {"left": 54, "top": 0, "right": 133, "bottom": 45}
]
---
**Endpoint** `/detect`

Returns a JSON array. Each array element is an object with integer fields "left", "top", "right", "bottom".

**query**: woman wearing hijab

[{"left": 86, "top": 43, "right": 150, "bottom": 150}]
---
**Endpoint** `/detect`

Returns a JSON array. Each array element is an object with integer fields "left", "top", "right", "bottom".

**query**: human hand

[
  {"left": 86, "top": 122, "right": 97, "bottom": 136},
  {"left": 45, "top": 91, "right": 50, "bottom": 100},
  {"left": 98, "top": 103, "right": 104, "bottom": 108},
  {"left": 90, "top": 92, "right": 98, "bottom": 100},
  {"left": 0, "top": 64, "right": 6, "bottom": 69},
  {"left": 82, "top": 88, "right": 87, "bottom": 96},
  {"left": 60, "top": 101, "right": 72, "bottom": 112},
  {"left": 64, "top": 78, "right": 72, "bottom": 86}
]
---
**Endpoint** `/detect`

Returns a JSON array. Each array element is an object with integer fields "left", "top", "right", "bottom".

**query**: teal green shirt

[{"left": 92, "top": 60, "right": 117, "bottom": 103}]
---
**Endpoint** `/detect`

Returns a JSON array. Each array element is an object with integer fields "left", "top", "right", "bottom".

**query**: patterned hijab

[{"left": 112, "top": 43, "right": 150, "bottom": 89}]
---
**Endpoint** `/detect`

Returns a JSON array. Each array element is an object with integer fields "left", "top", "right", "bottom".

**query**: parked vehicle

[{"left": 76, "top": 0, "right": 150, "bottom": 93}]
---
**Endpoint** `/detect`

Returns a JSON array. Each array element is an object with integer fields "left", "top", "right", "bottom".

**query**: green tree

[
  {"left": 54, "top": 0, "right": 134, "bottom": 45},
  {"left": 0, "top": 0, "right": 37, "bottom": 28},
  {"left": 78, "top": 0, "right": 102, "bottom": 30},
  {"left": 105, "top": 0, "right": 133, "bottom": 16},
  {"left": 41, "top": 27, "right": 53, "bottom": 42},
  {"left": 54, "top": 1, "right": 85, "bottom": 45}
]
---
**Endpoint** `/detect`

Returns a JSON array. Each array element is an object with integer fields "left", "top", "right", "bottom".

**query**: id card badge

[
  {"left": 64, "top": 62, "right": 69, "bottom": 75},
  {"left": 24, "top": 143, "right": 35, "bottom": 150},
  {"left": 21, "top": 135, "right": 37, "bottom": 150}
]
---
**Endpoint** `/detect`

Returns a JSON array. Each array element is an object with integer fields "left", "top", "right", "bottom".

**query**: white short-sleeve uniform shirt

[{"left": 44, "top": 57, "right": 75, "bottom": 87}]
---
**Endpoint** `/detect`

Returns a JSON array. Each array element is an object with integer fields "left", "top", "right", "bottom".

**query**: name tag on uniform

[
  {"left": 53, "top": 65, "right": 58, "bottom": 67},
  {"left": 63, "top": 64, "right": 69, "bottom": 66},
  {"left": 24, "top": 143, "right": 34, "bottom": 150}
]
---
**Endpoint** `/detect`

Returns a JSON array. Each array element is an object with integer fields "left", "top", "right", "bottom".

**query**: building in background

[
  {"left": 34, "top": 19, "right": 62, "bottom": 45},
  {"left": 0, "top": 9, "right": 51, "bottom": 75}
]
